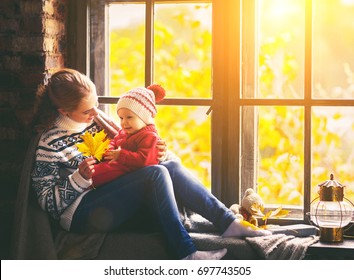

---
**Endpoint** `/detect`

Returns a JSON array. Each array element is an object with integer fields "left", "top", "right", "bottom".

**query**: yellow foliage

[
  {"left": 252, "top": 203, "right": 290, "bottom": 226},
  {"left": 75, "top": 130, "right": 110, "bottom": 161}
]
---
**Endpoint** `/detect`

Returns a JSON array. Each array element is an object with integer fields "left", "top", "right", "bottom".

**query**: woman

[{"left": 32, "top": 68, "right": 270, "bottom": 260}]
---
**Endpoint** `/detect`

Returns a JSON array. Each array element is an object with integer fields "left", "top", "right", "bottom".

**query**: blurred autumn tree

[{"left": 256, "top": 0, "right": 354, "bottom": 205}]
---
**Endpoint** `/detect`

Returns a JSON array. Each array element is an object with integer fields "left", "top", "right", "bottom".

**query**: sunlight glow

[
  {"left": 341, "top": 0, "right": 354, "bottom": 5},
  {"left": 260, "top": 0, "right": 301, "bottom": 19}
]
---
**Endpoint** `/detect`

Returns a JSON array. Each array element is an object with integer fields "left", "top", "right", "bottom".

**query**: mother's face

[{"left": 59, "top": 90, "right": 99, "bottom": 124}]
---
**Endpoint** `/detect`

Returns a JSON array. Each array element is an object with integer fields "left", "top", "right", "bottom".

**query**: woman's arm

[{"left": 32, "top": 139, "right": 93, "bottom": 220}]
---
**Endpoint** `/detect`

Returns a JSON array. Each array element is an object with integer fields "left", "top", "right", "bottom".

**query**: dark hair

[{"left": 32, "top": 68, "right": 96, "bottom": 131}]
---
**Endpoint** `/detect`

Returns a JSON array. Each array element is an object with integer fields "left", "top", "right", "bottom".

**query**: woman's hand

[
  {"left": 156, "top": 139, "right": 167, "bottom": 160},
  {"left": 78, "top": 157, "right": 96, "bottom": 180},
  {"left": 104, "top": 148, "right": 121, "bottom": 163}
]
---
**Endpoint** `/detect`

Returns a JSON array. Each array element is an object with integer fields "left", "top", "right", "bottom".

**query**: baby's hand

[
  {"left": 104, "top": 148, "right": 121, "bottom": 163},
  {"left": 156, "top": 139, "right": 167, "bottom": 160}
]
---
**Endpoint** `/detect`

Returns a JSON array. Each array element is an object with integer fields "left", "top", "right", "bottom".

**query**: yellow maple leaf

[
  {"left": 75, "top": 130, "right": 110, "bottom": 161},
  {"left": 252, "top": 204, "right": 290, "bottom": 226},
  {"left": 267, "top": 206, "right": 290, "bottom": 219},
  {"left": 250, "top": 203, "right": 265, "bottom": 216}
]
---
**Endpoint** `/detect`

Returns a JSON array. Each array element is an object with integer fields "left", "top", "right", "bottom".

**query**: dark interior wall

[{"left": 0, "top": 0, "right": 67, "bottom": 259}]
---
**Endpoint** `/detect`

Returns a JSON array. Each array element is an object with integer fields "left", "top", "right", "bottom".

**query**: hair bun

[{"left": 147, "top": 84, "right": 165, "bottom": 103}]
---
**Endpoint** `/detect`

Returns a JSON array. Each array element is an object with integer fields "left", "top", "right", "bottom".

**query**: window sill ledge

[{"left": 305, "top": 238, "right": 354, "bottom": 259}]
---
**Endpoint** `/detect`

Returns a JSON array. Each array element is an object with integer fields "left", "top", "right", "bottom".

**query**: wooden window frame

[{"left": 67, "top": 0, "right": 354, "bottom": 225}]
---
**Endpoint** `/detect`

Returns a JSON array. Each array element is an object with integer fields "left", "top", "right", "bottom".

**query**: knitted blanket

[
  {"left": 182, "top": 211, "right": 320, "bottom": 260},
  {"left": 246, "top": 234, "right": 319, "bottom": 260}
]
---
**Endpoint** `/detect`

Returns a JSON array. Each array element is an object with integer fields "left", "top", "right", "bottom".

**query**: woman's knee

[
  {"left": 145, "top": 164, "right": 171, "bottom": 183},
  {"left": 148, "top": 164, "right": 169, "bottom": 174},
  {"left": 144, "top": 165, "right": 176, "bottom": 199},
  {"left": 161, "top": 160, "right": 183, "bottom": 172}
]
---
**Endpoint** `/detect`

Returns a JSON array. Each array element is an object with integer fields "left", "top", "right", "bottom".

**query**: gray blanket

[
  {"left": 182, "top": 211, "right": 319, "bottom": 260},
  {"left": 11, "top": 133, "right": 59, "bottom": 259},
  {"left": 246, "top": 234, "right": 319, "bottom": 260}
]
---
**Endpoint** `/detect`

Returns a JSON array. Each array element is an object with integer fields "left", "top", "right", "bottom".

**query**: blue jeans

[
  {"left": 71, "top": 161, "right": 235, "bottom": 259},
  {"left": 160, "top": 160, "right": 235, "bottom": 231}
]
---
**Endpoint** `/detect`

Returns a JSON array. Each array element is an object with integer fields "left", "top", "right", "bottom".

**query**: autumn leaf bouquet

[{"left": 75, "top": 130, "right": 110, "bottom": 161}]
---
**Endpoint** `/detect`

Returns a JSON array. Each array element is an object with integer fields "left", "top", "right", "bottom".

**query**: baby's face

[{"left": 117, "top": 108, "right": 146, "bottom": 134}]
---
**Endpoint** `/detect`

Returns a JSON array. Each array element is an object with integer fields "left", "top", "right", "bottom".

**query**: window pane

[
  {"left": 313, "top": 0, "right": 354, "bottom": 99},
  {"left": 156, "top": 106, "right": 211, "bottom": 189},
  {"left": 257, "top": 106, "right": 304, "bottom": 208},
  {"left": 250, "top": 0, "right": 305, "bottom": 99},
  {"left": 154, "top": 3, "right": 212, "bottom": 98},
  {"left": 108, "top": 4, "right": 145, "bottom": 95},
  {"left": 311, "top": 107, "right": 354, "bottom": 203}
]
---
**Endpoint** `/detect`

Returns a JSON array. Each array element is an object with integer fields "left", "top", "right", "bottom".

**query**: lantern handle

[
  {"left": 344, "top": 196, "right": 354, "bottom": 207},
  {"left": 306, "top": 196, "right": 320, "bottom": 227},
  {"left": 310, "top": 196, "right": 319, "bottom": 204}
]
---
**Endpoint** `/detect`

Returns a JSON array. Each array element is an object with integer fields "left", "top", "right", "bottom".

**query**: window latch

[{"left": 206, "top": 106, "right": 212, "bottom": 115}]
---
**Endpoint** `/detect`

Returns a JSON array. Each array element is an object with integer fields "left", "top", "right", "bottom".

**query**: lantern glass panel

[{"left": 310, "top": 201, "right": 353, "bottom": 228}]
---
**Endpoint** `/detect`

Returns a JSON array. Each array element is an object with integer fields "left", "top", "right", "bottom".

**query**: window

[
  {"left": 85, "top": 0, "right": 213, "bottom": 188},
  {"left": 237, "top": 0, "right": 354, "bottom": 221},
  {"left": 69, "top": 0, "right": 354, "bottom": 224}
]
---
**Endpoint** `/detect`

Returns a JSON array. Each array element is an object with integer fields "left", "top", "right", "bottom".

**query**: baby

[{"left": 92, "top": 84, "right": 165, "bottom": 187}]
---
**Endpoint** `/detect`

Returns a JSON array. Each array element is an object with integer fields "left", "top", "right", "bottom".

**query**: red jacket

[{"left": 92, "top": 124, "right": 160, "bottom": 187}]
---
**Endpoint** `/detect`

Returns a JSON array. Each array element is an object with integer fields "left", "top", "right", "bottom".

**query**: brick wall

[{"left": 0, "top": 0, "right": 67, "bottom": 259}]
